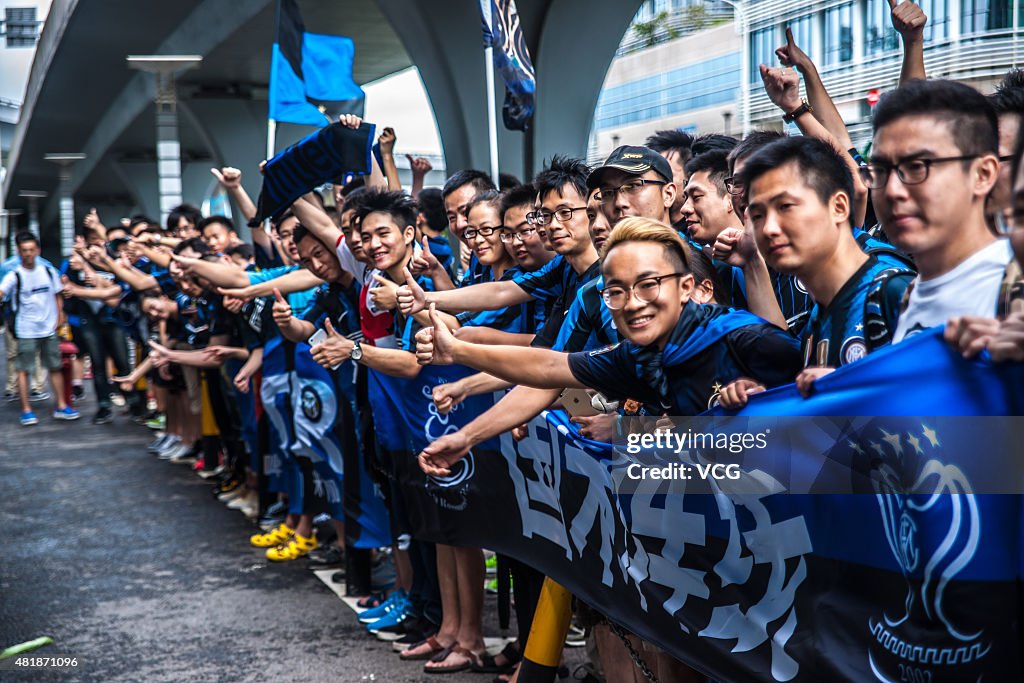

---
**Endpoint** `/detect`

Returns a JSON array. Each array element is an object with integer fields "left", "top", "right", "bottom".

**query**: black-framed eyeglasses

[
  {"left": 860, "top": 155, "right": 979, "bottom": 189},
  {"left": 526, "top": 207, "right": 588, "bottom": 226},
  {"left": 724, "top": 176, "right": 744, "bottom": 196},
  {"left": 499, "top": 224, "right": 538, "bottom": 243},
  {"left": 464, "top": 226, "right": 501, "bottom": 240},
  {"left": 599, "top": 273, "right": 686, "bottom": 310},
  {"left": 597, "top": 179, "right": 667, "bottom": 204}
]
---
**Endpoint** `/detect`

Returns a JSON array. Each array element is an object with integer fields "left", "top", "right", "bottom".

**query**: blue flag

[
  {"left": 269, "top": 0, "right": 365, "bottom": 126},
  {"left": 479, "top": 0, "right": 536, "bottom": 131}
]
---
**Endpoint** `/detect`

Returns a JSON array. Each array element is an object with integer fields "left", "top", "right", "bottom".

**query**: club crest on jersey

[
  {"left": 841, "top": 336, "right": 867, "bottom": 365},
  {"left": 300, "top": 386, "right": 323, "bottom": 422},
  {"left": 588, "top": 342, "right": 621, "bottom": 357},
  {"left": 794, "top": 278, "right": 808, "bottom": 294}
]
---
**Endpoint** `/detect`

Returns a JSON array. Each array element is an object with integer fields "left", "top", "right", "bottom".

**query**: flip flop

[
  {"left": 424, "top": 644, "right": 483, "bottom": 674},
  {"left": 399, "top": 636, "right": 448, "bottom": 661}
]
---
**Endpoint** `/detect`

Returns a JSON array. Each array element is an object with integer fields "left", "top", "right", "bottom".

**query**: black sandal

[{"left": 472, "top": 642, "right": 521, "bottom": 674}]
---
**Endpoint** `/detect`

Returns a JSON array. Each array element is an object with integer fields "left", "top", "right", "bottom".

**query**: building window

[
  {"left": 917, "top": 0, "right": 950, "bottom": 41},
  {"left": 962, "top": 0, "right": 1012, "bottom": 34},
  {"left": 750, "top": 27, "right": 777, "bottom": 79},
  {"left": 865, "top": 0, "right": 899, "bottom": 56},
  {"left": 786, "top": 14, "right": 814, "bottom": 57},
  {"left": 824, "top": 3, "right": 854, "bottom": 65},
  {"left": 4, "top": 7, "right": 38, "bottom": 48}
]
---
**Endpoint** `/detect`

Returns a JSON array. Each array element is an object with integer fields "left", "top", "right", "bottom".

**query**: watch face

[{"left": 351, "top": 343, "right": 362, "bottom": 360}]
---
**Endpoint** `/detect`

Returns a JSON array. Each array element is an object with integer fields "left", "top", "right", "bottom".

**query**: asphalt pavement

[{"left": 0, "top": 358, "right": 539, "bottom": 682}]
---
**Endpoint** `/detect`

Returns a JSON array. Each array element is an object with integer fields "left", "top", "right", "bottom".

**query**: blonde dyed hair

[{"left": 599, "top": 217, "right": 690, "bottom": 273}]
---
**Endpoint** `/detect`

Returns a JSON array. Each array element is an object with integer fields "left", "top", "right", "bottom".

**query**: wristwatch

[
  {"left": 783, "top": 99, "right": 813, "bottom": 124},
  {"left": 350, "top": 340, "right": 363, "bottom": 362}
]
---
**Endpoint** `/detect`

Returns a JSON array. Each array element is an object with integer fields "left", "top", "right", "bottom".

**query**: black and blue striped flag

[
  {"left": 269, "top": 0, "right": 364, "bottom": 126},
  {"left": 479, "top": 0, "right": 536, "bottom": 132}
]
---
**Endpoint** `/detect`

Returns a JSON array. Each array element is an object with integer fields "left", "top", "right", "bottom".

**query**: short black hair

[
  {"left": 737, "top": 136, "right": 855, "bottom": 209},
  {"left": 225, "top": 243, "right": 254, "bottom": 261},
  {"left": 416, "top": 188, "right": 448, "bottom": 231},
  {"left": 442, "top": 169, "right": 496, "bottom": 201},
  {"left": 166, "top": 204, "right": 202, "bottom": 232},
  {"left": 465, "top": 190, "right": 502, "bottom": 218},
  {"left": 198, "top": 215, "right": 236, "bottom": 234},
  {"left": 684, "top": 151, "right": 731, "bottom": 196},
  {"left": 129, "top": 215, "right": 154, "bottom": 233},
  {"left": 498, "top": 173, "right": 522, "bottom": 191},
  {"left": 645, "top": 129, "right": 694, "bottom": 156},
  {"left": 355, "top": 189, "right": 418, "bottom": 230},
  {"left": 270, "top": 209, "right": 295, "bottom": 232},
  {"left": 14, "top": 231, "right": 38, "bottom": 247},
  {"left": 691, "top": 133, "right": 738, "bottom": 156},
  {"left": 534, "top": 155, "right": 591, "bottom": 204},
  {"left": 172, "top": 237, "right": 210, "bottom": 256},
  {"left": 727, "top": 130, "right": 787, "bottom": 173},
  {"left": 339, "top": 176, "right": 365, "bottom": 197},
  {"left": 988, "top": 68, "right": 1024, "bottom": 117},
  {"left": 292, "top": 223, "right": 315, "bottom": 248},
  {"left": 873, "top": 79, "right": 998, "bottom": 156},
  {"left": 499, "top": 183, "right": 538, "bottom": 220}
]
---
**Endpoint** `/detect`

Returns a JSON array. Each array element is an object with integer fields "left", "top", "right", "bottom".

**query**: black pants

[
  {"left": 202, "top": 367, "right": 246, "bottom": 474},
  {"left": 75, "top": 314, "right": 140, "bottom": 412}
]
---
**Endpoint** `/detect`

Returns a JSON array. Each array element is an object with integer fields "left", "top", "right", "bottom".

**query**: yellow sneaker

[
  {"left": 266, "top": 532, "right": 317, "bottom": 562},
  {"left": 250, "top": 523, "right": 294, "bottom": 548}
]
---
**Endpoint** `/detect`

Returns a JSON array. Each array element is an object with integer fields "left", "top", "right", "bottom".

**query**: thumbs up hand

[
  {"left": 396, "top": 266, "right": 428, "bottom": 315},
  {"left": 271, "top": 288, "right": 293, "bottom": 328}
]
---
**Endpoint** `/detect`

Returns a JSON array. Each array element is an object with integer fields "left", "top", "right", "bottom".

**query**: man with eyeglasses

[
  {"left": 866, "top": 79, "right": 1012, "bottom": 345},
  {"left": 397, "top": 157, "right": 600, "bottom": 337}
]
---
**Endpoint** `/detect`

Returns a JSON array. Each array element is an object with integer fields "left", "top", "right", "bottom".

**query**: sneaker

[
  {"left": 29, "top": 389, "right": 50, "bottom": 402},
  {"left": 169, "top": 448, "right": 198, "bottom": 465},
  {"left": 307, "top": 544, "right": 345, "bottom": 569},
  {"left": 367, "top": 601, "right": 413, "bottom": 640},
  {"left": 92, "top": 407, "right": 113, "bottom": 425},
  {"left": 155, "top": 435, "right": 181, "bottom": 457},
  {"left": 110, "top": 393, "right": 126, "bottom": 407},
  {"left": 227, "top": 490, "right": 256, "bottom": 510},
  {"left": 4, "top": 390, "right": 17, "bottom": 402},
  {"left": 148, "top": 434, "right": 171, "bottom": 453},
  {"left": 214, "top": 478, "right": 242, "bottom": 497},
  {"left": 251, "top": 523, "right": 294, "bottom": 548},
  {"left": 145, "top": 414, "right": 166, "bottom": 431},
  {"left": 159, "top": 442, "right": 189, "bottom": 461},
  {"left": 485, "top": 553, "right": 498, "bottom": 575},
  {"left": 53, "top": 406, "right": 80, "bottom": 421},
  {"left": 218, "top": 486, "right": 247, "bottom": 503},
  {"left": 391, "top": 620, "right": 439, "bottom": 652},
  {"left": 196, "top": 464, "right": 226, "bottom": 480},
  {"left": 71, "top": 384, "right": 85, "bottom": 401},
  {"left": 20, "top": 411, "right": 38, "bottom": 426},
  {"left": 358, "top": 590, "right": 407, "bottom": 623},
  {"left": 266, "top": 532, "right": 317, "bottom": 562}
]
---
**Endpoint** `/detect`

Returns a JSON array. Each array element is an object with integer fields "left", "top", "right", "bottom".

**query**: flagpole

[
  {"left": 266, "top": 118, "right": 277, "bottom": 162},
  {"left": 484, "top": 46, "right": 500, "bottom": 186}
]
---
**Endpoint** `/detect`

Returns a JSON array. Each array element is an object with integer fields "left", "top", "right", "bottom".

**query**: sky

[{"left": 362, "top": 66, "right": 444, "bottom": 159}]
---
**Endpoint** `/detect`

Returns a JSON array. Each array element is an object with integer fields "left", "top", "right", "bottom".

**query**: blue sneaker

[
  {"left": 53, "top": 406, "right": 80, "bottom": 421},
  {"left": 20, "top": 411, "right": 38, "bottom": 426},
  {"left": 366, "top": 598, "right": 412, "bottom": 638},
  {"left": 358, "top": 589, "right": 407, "bottom": 624}
]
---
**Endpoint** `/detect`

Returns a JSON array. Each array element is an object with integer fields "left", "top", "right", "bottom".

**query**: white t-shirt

[
  {"left": 334, "top": 234, "right": 367, "bottom": 283},
  {"left": 0, "top": 263, "right": 63, "bottom": 339},
  {"left": 893, "top": 239, "right": 1013, "bottom": 343}
]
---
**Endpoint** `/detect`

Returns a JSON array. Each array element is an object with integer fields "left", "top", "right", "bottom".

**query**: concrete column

[{"left": 44, "top": 155, "right": 84, "bottom": 255}]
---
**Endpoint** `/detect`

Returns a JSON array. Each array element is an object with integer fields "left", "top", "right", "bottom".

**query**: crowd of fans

[{"left": 4, "top": 3, "right": 1024, "bottom": 681}]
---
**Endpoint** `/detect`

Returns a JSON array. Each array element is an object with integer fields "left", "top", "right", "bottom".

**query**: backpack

[{"left": 2, "top": 271, "right": 21, "bottom": 338}]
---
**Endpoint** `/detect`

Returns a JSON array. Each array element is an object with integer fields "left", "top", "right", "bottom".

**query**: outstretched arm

[{"left": 890, "top": 0, "right": 927, "bottom": 84}]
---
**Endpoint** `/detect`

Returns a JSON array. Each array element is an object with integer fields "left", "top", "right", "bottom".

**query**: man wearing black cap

[{"left": 590, "top": 145, "right": 677, "bottom": 227}]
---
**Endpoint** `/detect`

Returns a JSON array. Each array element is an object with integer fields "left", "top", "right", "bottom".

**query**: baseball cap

[{"left": 586, "top": 145, "right": 674, "bottom": 190}]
